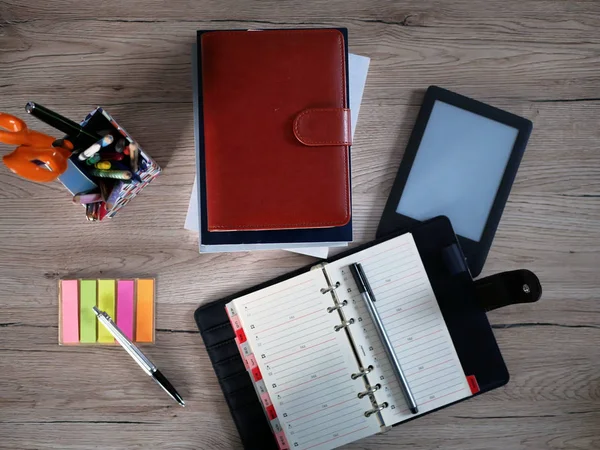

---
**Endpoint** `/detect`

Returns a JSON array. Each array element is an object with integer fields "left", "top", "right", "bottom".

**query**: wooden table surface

[{"left": 1, "top": 1, "right": 599, "bottom": 449}]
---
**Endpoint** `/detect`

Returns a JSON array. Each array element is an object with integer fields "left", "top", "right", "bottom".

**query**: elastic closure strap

[{"left": 293, "top": 108, "right": 352, "bottom": 146}]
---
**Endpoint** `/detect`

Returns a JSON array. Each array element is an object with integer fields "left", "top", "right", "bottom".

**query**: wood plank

[
  {"left": 1, "top": 0, "right": 599, "bottom": 448},
  {"left": 1, "top": 326, "right": 598, "bottom": 449}
]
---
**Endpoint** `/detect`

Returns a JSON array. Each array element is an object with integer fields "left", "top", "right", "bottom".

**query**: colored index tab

[
  {"left": 116, "top": 280, "right": 135, "bottom": 340},
  {"left": 60, "top": 280, "right": 79, "bottom": 343},
  {"left": 235, "top": 327, "right": 247, "bottom": 343},
  {"left": 247, "top": 354, "right": 262, "bottom": 381},
  {"left": 136, "top": 279, "right": 154, "bottom": 342},
  {"left": 260, "top": 392, "right": 272, "bottom": 408},
  {"left": 226, "top": 304, "right": 237, "bottom": 319},
  {"left": 271, "top": 417, "right": 283, "bottom": 434},
  {"left": 79, "top": 280, "right": 97, "bottom": 343},
  {"left": 235, "top": 337, "right": 250, "bottom": 370},
  {"left": 97, "top": 280, "right": 116, "bottom": 343},
  {"left": 467, "top": 375, "right": 480, "bottom": 394},
  {"left": 275, "top": 431, "right": 290, "bottom": 450},
  {"left": 265, "top": 405, "right": 277, "bottom": 421}
]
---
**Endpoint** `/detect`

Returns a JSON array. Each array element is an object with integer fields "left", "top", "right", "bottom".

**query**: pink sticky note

[
  {"left": 116, "top": 280, "right": 135, "bottom": 340},
  {"left": 61, "top": 280, "right": 79, "bottom": 343}
]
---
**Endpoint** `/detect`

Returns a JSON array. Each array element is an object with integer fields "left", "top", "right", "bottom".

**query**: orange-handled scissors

[{"left": 0, "top": 113, "right": 73, "bottom": 182}]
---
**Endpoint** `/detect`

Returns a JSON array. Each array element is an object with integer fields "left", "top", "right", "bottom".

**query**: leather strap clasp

[
  {"left": 474, "top": 269, "right": 542, "bottom": 312},
  {"left": 293, "top": 108, "right": 352, "bottom": 147}
]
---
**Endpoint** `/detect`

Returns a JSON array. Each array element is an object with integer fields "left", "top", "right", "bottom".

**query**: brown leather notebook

[{"left": 201, "top": 29, "right": 351, "bottom": 232}]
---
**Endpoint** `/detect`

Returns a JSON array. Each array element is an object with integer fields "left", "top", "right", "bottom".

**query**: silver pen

[
  {"left": 349, "top": 263, "right": 419, "bottom": 414},
  {"left": 92, "top": 306, "right": 185, "bottom": 407}
]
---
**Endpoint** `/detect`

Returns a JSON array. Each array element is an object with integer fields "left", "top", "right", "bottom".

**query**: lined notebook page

[
  {"left": 324, "top": 233, "right": 473, "bottom": 426},
  {"left": 228, "top": 269, "right": 380, "bottom": 450}
]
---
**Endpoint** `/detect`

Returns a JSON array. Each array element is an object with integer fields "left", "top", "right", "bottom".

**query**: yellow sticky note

[
  {"left": 97, "top": 280, "right": 116, "bottom": 343},
  {"left": 136, "top": 279, "right": 154, "bottom": 342}
]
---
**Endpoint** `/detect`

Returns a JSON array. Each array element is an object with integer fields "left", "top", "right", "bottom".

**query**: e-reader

[{"left": 377, "top": 86, "right": 533, "bottom": 277}]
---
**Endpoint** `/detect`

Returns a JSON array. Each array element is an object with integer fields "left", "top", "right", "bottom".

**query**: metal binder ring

[
  {"left": 351, "top": 365, "right": 374, "bottom": 380},
  {"left": 357, "top": 384, "right": 382, "bottom": 399},
  {"left": 364, "top": 402, "right": 389, "bottom": 417},
  {"left": 334, "top": 318, "right": 355, "bottom": 332},
  {"left": 320, "top": 281, "right": 341, "bottom": 294},
  {"left": 327, "top": 300, "right": 348, "bottom": 313}
]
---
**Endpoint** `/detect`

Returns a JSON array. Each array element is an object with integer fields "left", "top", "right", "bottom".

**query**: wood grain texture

[{"left": 1, "top": 0, "right": 599, "bottom": 448}]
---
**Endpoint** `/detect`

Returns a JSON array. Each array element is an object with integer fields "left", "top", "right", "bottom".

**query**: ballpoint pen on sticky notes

[
  {"left": 93, "top": 306, "right": 185, "bottom": 407},
  {"left": 59, "top": 278, "right": 155, "bottom": 345},
  {"left": 0, "top": 103, "right": 161, "bottom": 221}
]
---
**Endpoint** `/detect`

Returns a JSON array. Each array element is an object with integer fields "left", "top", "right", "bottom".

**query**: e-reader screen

[{"left": 396, "top": 100, "right": 519, "bottom": 242}]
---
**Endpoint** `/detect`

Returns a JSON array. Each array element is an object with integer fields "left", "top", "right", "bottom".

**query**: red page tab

[
  {"left": 251, "top": 366, "right": 263, "bottom": 382},
  {"left": 266, "top": 405, "right": 277, "bottom": 421},
  {"left": 467, "top": 375, "right": 480, "bottom": 394},
  {"left": 235, "top": 327, "right": 247, "bottom": 343}
]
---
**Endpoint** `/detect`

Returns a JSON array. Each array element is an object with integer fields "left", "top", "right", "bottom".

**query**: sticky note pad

[
  {"left": 117, "top": 280, "right": 135, "bottom": 340},
  {"left": 97, "top": 280, "right": 116, "bottom": 343},
  {"left": 136, "top": 279, "right": 154, "bottom": 342},
  {"left": 60, "top": 280, "right": 79, "bottom": 343},
  {"left": 58, "top": 277, "right": 155, "bottom": 345},
  {"left": 79, "top": 280, "right": 97, "bottom": 343}
]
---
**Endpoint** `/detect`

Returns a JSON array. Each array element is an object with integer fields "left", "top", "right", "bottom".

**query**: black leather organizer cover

[{"left": 194, "top": 216, "right": 541, "bottom": 449}]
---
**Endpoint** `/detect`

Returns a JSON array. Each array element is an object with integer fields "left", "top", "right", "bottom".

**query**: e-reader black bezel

[{"left": 376, "top": 86, "right": 533, "bottom": 277}]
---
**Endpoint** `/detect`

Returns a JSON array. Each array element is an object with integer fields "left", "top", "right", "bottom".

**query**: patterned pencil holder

[{"left": 61, "top": 107, "right": 161, "bottom": 221}]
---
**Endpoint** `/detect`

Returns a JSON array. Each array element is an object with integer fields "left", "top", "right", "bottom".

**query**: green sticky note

[
  {"left": 79, "top": 280, "right": 97, "bottom": 343},
  {"left": 97, "top": 280, "right": 116, "bottom": 343}
]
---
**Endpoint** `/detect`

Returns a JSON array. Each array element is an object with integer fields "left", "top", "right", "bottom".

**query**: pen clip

[{"left": 350, "top": 263, "right": 376, "bottom": 300}]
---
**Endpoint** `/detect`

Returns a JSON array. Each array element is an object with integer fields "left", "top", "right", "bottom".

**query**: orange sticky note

[{"left": 136, "top": 279, "right": 154, "bottom": 342}]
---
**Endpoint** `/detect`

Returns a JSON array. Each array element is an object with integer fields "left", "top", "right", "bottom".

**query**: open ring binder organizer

[
  {"left": 319, "top": 269, "right": 388, "bottom": 420},
  {"left": 195, "top": 216, "right": 541, "bottom": 450}
]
